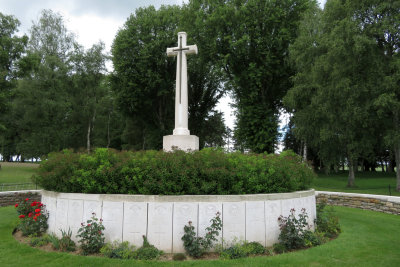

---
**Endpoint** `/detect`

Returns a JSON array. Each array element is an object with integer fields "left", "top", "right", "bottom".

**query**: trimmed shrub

[{"left": 34, "top": 148, "right": 315, "bottom": 195}]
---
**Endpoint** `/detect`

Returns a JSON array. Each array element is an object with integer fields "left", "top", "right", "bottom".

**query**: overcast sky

[{"left": 1, "top": 0, "right": 326, "bottom": 148}]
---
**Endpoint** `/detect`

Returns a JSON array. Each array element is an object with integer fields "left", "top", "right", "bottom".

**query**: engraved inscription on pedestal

[
  {"left": 265, "top": 200, "right": 282, "bottom": 246},
  {"left": 123, "top": 202, "right": 147, "bottom": 246},
  {"left": 55, "top": 198, "right": 69, "bottom": 236},
  {"left": 102, "top": 201, "right": 124, "bottom": 242},
  {"left": 67, "top": 199, "right": 84, "bottom": 240},
  {"left": 198, "top": 203, "right": 223, "bottom": 246},
  {"left": 83, "top": 200, "right": 102, "bottom": 223},
  {"left": 246, "top": 201, "right": 266, "bottom": 245},
  {"left": 147, "top": 203, "right": 173, "bottom": 253},
  {"left": 42, "top": 196, "right": 57, "bottom": 234},
  {"left": 223, "top": 202, "right": 245, "bottom": 244},
  {"left": 173, "top": 203, "right": 198, "bottom": 253}
]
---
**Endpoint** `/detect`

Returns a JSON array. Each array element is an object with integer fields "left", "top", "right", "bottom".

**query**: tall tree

[
  {"left": 14, "top": 10, "right": 76, "bottom": 158},
  {"left": 187, "top": 0, "right": 316, "bottom": 153},
  {"left": 112, "top": 5, "right": 227, "bottom": 150},
  {"left": 0, "top": 13, "right": 27, "bottom": 161},
  {"left": 285, "top": 0, "right": 385, "bottom": 186},
  {"left": 70, "top": 42, "right": 109, "bottom": 152}
]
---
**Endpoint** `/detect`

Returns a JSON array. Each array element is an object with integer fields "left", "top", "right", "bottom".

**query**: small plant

[
  {"left": 134, "top": 235, "right": 163, "bottom": 260},
  {"left": 59, "top": 228, "right": 76, "bottom": 252},
  {"left": 76, "top": 213, "right": 105, "bottom": 255},
  {"left": 100, "top": 241, "right": 136, "bottom": 259},
  {"left": 181, "top": 212, "right": 222, "bottom": 258},
  {"left": 315, "top": 201, "right": 341, "bottom": 238},
  {"left": 276, "top": 208, "right": 320, "bottom": 251},
  {"left": 48, "top": 234, "right": 61, "bottom": 250},
  {"left": 172, "top": 253, "right": 186, "bottom": 261},
  {"left": 220, "top": 240, "right": 266, "bottom": 259},
  {"left": 29, "top": 234, "right": 51, "bottom": 247},
  {"left": 15, "top": 199, "right": 48, "bottom": 236}
]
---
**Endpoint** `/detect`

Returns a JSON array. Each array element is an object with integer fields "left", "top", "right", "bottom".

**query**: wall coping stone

[
  {"left": 0, "top": 190, "right": 41, "bottom": 195},
  {"left": 316, "top": 191, "right": 400, "bottom": 204},
  {"left": 41, "top": 189, "right": 315, "bottom": 202}
]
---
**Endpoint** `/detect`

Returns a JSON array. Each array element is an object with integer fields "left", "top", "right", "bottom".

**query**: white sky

[{"left": 1, "top": 0, "right": 326, "bottom": 150}]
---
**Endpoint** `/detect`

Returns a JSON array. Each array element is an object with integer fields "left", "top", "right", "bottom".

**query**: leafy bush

[
  {"left": 29, "top": 234, "right": 51, "bottom": 247},
  {"left": 34, "top": 148, "right": 315, "bottom": 195},
  {"left": 59, "top": 229, "right": 76, "bottom": 252},
  {"left": 182, "top": 212, "right": 222, "bottom": 258},
  {"left": 134, "top": 235, "right": 163, "bottom": 260},
  {"left": 100, "top": 241, "right": 136, "bottom": 259},
  {"left": 76, "top": 213, "right": 105, "bottom": 255},
  {"left": 15, "top": 199, "right": 48, "bottom": 236},
  {"left": 315, "top": 201, "right": 341, "bottom": 238},
  {"left": 276, "top": 208, "right": 323, "bottom": 251},
  {"left": 220, "top": 240, "right": 266, "bottom": 259},
  {"left": 172, "top": 253, "right": 186, "bottom": 261}
]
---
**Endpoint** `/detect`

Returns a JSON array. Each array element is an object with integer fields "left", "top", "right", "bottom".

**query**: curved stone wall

[{"left": 41, "top": 190, "right": 316, "bottom": 253}]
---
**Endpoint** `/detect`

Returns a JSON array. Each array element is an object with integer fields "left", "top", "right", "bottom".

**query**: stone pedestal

[{"left": 163, "top": 135, "right": 199, "bottom": 152}]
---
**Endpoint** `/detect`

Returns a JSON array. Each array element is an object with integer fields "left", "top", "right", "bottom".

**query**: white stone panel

[
  {"left": 246, "top": 201, "right": 265, "bottom": 245},
  {"left": 265, "top": 200, "right": 282, "bottom": 247},
  {"left": 281, "top": 198, "right": 297, "bottom": 217},
  {"left": 102, "top": 201, "right": 123, "bottom": 242},
  {"left": 223, "top": 202, "right": 245, "bottom": 244},
  {"left": 173, "top": 203, "right": 198, "bottom": 253},
  {"left": 147, "top": 202, "right": 173, "bottom": 253},
  {"left": 67, "top": 199, "right": 84, "bottom": 240},
  {"left": 55, "top": 198, "right": 69, "bottom": 237},
  {"left": 123, "top": 202, "right": 147, "bottom": 247},
  {"left": 198, "top": 202, "right": 223, "bottom": 246},
  {"left": 83, "top": 200, "right": 102, "bottom": 223},
  {"left": 42, "top": 195, "right": 57, "bottom": 235}
]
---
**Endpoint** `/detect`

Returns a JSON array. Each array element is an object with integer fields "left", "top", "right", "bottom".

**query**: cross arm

[
  {"left": 166, "top": 47, "right": 178, "bottom": 57},
  {"left": 186, "top": 45, "right": 198, "bottom": 55}
]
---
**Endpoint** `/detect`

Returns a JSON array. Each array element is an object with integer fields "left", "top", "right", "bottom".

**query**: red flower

[
  {"left": 87, "top": 224, "right": 91, "bottom": 227},
  {"left": 25, "top": 198, "right": 29, "bottom": 201},
  {"left": 19, "top": 215, "right": 25, "bottom": 219},
  {"left": 35, "top": 208, "right": 41, "bottom": 213},
  {"left": 31, "top": 202, "right": 37, "bottom": 207},
  {"left": 38, "top": 203, "right": 43, "bottom": 207},
  {"left": 33, "top": 217, "right": 37, "bottom": 221},
  {"left": 28, "top": 213, "right": 33, "bottom": 217},
  {"left": 36, "top": 213, "right": 41, "bottom": 217},
  {"left": 14, "top": 204, "right": 18, "bottom": 208}
]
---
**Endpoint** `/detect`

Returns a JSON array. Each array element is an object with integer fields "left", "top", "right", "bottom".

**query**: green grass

[
  {"left": 0, "top": 206, "right": 399, "bottom": 266},
  {"left": 312, "top": 171, "right": 400, "bottom": 196},
  {"left": 0, "top": 163, "right": 38, "bottom": 184}
]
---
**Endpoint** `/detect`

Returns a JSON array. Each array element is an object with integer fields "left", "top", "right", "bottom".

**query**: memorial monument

[{"left": 163, "top": 32, "right": 199, "bottom": 152}]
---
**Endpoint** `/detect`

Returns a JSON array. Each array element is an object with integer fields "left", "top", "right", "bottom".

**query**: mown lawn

[
  {"left": 0, "top": 205, "right": 399, "bottom": 266},
  {"left": 312, "top": 171, "right": 400, "bottom": 196},
  {"left": 0, "top": 163, "right": 38, "bottom": 184}
]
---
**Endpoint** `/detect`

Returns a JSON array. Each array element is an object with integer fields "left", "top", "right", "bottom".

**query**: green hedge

[{"left": 33, "top": 148, "right": 315, "bottom": 195}]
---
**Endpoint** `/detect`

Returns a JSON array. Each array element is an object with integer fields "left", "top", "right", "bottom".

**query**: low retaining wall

[
  {"left": 316, "top": 191, "right": 400, "bottom": 215},
  {"left": 41, "top": 190, "right": 316, "bottom": 253},
  {"left": 0, "top": 190, "right": 41, "bottom": 207}
]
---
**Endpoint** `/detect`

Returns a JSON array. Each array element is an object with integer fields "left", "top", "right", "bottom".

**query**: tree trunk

[
  {"left": 87, "top": 119, "right": 91, "bottom": 153},
  {"left": 107, "top": 111, "right": 111, "bottom": 148},
  {"left": 347, "top": 158, "right": 356, "bottom": 187},
  {"left": 303, "top": 142, "right": 307, "bottom": 162},
  {"left": 395, "top": 144, "right": 400, "bottom": 192}
]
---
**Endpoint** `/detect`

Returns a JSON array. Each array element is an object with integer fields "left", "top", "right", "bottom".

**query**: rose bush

[{"left": 15, "top": 198, "right": 48, "bottom": 236}]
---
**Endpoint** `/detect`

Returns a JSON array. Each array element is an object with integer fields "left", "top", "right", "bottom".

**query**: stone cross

[
  {"left": 163, "top": 32, "right": 199, "bottom": 151},
  {"left": 166, "top": 32, "right": 197, "bottom": 135}
]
